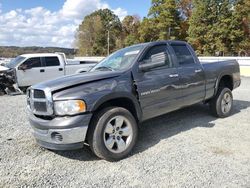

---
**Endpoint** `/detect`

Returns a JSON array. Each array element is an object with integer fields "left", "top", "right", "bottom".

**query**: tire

[
  {"left": 209, "top": 87, "right": 233, "bottom": 118},
  {"left": 87, "top": 107, "right": 138, "bottom": 161}
]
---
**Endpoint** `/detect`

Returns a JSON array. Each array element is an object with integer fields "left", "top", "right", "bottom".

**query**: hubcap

[
  {"left": 221, "top": 92, "right": 232, "bottom": 114},
  {"left": 103, "top": 116, "right": 133, "bottom": 153}
]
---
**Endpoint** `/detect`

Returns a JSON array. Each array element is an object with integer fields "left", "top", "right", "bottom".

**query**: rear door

[
  {"left": 17, "top": 57, "right": 44, "bottom": 87},
  {"left": 134, "top": 44, "right": 182, "bottom": 120},
  {"left": 42, "top": 56, "right": 64, "bottom": 81},
  {"left": 170, "top": 43, "right": 206, "bottom": 106}
]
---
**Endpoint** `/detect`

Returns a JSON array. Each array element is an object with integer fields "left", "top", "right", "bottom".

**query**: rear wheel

[
  {"left": 88, "top": 107, "right": 138, "bottom": 161},
  {"left": 209, "top": 87, "right": 233, "bottom": 118}
]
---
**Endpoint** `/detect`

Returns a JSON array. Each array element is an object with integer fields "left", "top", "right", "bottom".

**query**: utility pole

[
  {"left": 107, "top": 30, "right": 110, "bottom": 56},
  {"left": 107, "top": 21, "right": 112, "bottom": 56},
  {"left": 168, "top": 27, "right": 171, "bottom": 39}
]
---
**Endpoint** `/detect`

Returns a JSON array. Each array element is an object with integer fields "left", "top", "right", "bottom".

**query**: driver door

[
  {"left": 17, "top": 57, "right": 45, "bottom": 87},
  {"left": 133, "top": 44, "right": 181, "bottom": 120}
]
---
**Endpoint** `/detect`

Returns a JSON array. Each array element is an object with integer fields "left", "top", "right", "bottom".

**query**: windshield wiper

[{"left": 95, "top": 66, "right": 114, "bottom": 71}]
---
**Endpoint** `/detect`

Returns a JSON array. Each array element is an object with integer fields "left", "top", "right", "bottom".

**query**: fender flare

[
  {"left": 214, "top": 72, "right": 233, "bottom": 95},
  {"left": 91, "top": 91, "right": 142, "bottom": 121}
]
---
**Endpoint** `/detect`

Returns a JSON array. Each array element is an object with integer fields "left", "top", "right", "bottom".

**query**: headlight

[{"left": 54, "top": 100, "right": 86, "bottom": 115}]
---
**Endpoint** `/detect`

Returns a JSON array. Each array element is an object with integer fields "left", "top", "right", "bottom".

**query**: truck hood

[
  {"left": 0, "top": 65, "right": 9, "bottom": 72},
  {"left": 33, "top": 71, "right": 123, "bottom": 92}
]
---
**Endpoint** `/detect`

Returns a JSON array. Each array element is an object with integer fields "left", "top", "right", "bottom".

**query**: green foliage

[
  {"left": 75, "top": 1, "right": 250, "bottom": 56},
  {"left": 230, "top": 0, "right": 250, "bottom": 55},
  {"left": 122, "top": 15, "right": 141, "bottom": 46},
  {"left": 188, "top": 0, "right": 250, "bottom": 56},
  {"left": 139, "top": 0, "right": 182, "bottom": 42},
  {"left": 76, "top": 9, "right": 122, "bottom": 56},
  {"left": 139, "top": 18, "right": 159, "bottom": 42},
  {"left": 3, "top": 1, "right": 249, "bottom": 58},
  {"left": 177, "top": 0, "right": 193, "bottom": 40}
]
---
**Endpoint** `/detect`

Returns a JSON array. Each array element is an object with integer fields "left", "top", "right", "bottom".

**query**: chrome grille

[
  {"left": 34, "top": 90, "right": 46, "bottom": 98},
  {"left": 27, "top": 87, "right": 53, "bottom": 116},
  {"left": 34, "top": 101, "right": 47, "bottom": 112}
]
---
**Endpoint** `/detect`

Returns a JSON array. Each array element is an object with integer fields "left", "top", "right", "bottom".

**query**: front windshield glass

[
  {"left": 6, "top": 56, "right": 26, "bottom": 68},
  {"left": 91, "top": 44, "right": 146, "bottom": 72}
]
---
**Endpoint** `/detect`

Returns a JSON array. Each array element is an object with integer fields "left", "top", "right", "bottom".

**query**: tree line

[
  {"left": 0, "top": 46, "right": 76, "bottom": 58},
  {"left": 75, "top": 0, "right": 250, "bottom": 56}
]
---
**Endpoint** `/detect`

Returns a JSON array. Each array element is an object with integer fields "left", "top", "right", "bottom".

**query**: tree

[
  {"left": 188, "top": 0, "right": 211, "bottom": 55},
  {"left": 188, "top": 0, "right": 250, "bottom": 56},
  {"left": 76, "top": 9, "right": 122, "bottom": 56},
  {"left": 177, "top": 0, "right": 193, "bottom": 18},
  {"left": 177, "top": 0, "right": 193, "bottom": 40},
  {"left": 139, "top": 18, "right": 159, "bottom": 42},
  {"left": 188, "top": 0, "right": 229, "bottom": 55},
  {"left": 213, "top": 0, "right": 234, "bottom": 55},
  {"left": 76, "top": 15, "right": 103, "bottom": 56},
  {"left": 122, "top": 15, "right": 141, "bottom": 46},
  {"left": 150, "top": 0, "right": 181, "bottom": 40},
  {"left": 230, "top": 0, "right": 250, "bottom": 55},
  {"left": 139, "top": 0, "right": 182, "bottom": 42}
]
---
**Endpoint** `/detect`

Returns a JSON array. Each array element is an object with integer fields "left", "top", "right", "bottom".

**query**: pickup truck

[
  {"left": 27, "top": 41, "right": 241, "bottom": 161},
  {"left": 2, "top": 53, "right": 100, "bottom": 91}
]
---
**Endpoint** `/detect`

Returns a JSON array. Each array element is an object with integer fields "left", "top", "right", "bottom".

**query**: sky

[{"left": 0, "top": 0, "right": 151, "bottom": 48}]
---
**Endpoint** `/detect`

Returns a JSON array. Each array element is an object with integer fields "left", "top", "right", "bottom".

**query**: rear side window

[
  {"left": 22, "top": 57, "right": 42, "bottom": 68},
  {"left": 142, "top": 44, "right": 172, "bottom": 68},
  {"left": 171, "top": 45, "right": 195, "bottom": 65},
  {"left": 44, "top": 57, "right": 60, "bottom": 66}
]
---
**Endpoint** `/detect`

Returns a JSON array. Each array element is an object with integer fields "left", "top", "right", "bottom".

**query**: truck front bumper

[{"left": 29, "top": 113, "right": 92, "bottom": 150}]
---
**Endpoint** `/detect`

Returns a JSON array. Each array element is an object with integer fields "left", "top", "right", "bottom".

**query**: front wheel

[
  {"left": 209, "top": 88, "right": 233, "bottom": 118},
  {"left": 88, "top": 107, "right": 138, "bottom": 161}
]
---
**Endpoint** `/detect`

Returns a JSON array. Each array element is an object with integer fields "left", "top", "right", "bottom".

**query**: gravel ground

[{"left": 0, "top": 77, "right": 250, "bottom": 188}]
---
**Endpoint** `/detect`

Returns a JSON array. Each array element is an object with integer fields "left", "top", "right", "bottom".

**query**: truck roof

[
  {"left": 20, "top": 53, "right": 61, "bottom": 58},
  {"left": 127, "top": 40, "right": 187, "bottom": 49},
  {"left": 148, "top": 40, "right": 187, "bottom": 46}
]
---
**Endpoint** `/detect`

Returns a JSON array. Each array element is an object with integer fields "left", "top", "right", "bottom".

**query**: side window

[
  {"left": 44, "top": 57, "right": 60, "bottom": 66},
  {"left": 22, "top": 57, "right": 42, "bottom": 69},
  {"left": 171, "top": 45, "right": 195, "bottom": 65},
  {"left": 142, "top": 44, "right": 171, "bottom": 68}
]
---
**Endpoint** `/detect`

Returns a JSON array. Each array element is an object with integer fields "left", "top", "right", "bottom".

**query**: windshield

[
  {"left": 91, "top": 44, "right": 145, "bottom": 72},
  {"left": 6, "top": 56, "right": 26, "bottom": 68}
]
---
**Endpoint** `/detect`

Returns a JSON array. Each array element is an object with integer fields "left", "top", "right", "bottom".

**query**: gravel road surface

[{"left": 0, "top": 77, "right": 250, "bottom": 188}]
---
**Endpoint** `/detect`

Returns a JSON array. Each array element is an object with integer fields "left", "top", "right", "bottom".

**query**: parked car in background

[
  {"left": 2, "top": 53, "right": 101, "bottom": 91},
  {"left": 0, "top": 57, "right": 13, "bottom": 66}
]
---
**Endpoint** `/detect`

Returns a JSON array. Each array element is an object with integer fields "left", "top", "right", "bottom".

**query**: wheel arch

[
  {"left": 215, "top": 74, "right": 234, "bottom": 93},
  {"left": 90, "top": 92, "right": 142, "bottom": 122}
]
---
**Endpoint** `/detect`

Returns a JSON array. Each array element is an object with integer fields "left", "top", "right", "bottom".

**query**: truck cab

[{"left": 16, "top": 53, "right": 66, "bottom": 87}]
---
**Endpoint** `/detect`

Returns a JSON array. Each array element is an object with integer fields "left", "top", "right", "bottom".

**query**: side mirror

[
  {"left": 18, "top": 64, "right": 30, "bottom": 71},
  {"left": 139, "top": 53, "right": 166, "bottom": 72}
]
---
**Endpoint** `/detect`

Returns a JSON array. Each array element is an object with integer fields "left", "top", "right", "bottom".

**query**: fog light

[{"left": 51, "top": 132, "right": 63, "bottom": 142}]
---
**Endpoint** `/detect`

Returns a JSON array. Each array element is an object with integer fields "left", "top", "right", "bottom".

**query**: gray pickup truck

[{"left": 27, "top": 41, "right": 241, "bottom": 161}]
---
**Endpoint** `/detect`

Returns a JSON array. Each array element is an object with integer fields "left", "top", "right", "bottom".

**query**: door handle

[
  {"left": 40, "top": 69, "right": 45, "bottom": 73},
  {"left": 195, "top": 69, "right": 202, "bottom": 73},
  {"left": 59, "top": 68, "right": 63, "bottom": 71},
  {"left": 169, "top": 74, "right": 179, "bottom": 78}
]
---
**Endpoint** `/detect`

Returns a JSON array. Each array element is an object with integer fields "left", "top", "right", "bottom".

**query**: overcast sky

[{"left": 0, "top": 0, "right": 150, "bottom": 48}]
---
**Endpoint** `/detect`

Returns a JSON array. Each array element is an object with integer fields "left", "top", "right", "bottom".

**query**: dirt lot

[{"left": 0, "top": 77, "right": 250, "bottom": 188}]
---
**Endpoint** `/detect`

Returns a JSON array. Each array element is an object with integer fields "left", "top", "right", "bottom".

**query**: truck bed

[{"left": 201, "top": 60, "right": 241, "bottom": 100}]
